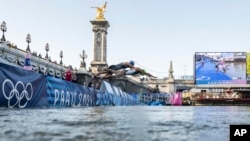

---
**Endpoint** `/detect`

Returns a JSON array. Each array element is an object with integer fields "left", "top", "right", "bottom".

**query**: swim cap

[{"left": 129, "top": 60, "right": 135, "bottom": 66}]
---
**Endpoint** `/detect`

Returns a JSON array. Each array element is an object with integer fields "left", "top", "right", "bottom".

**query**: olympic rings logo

[{"left": 2, "top": 79, "right": 33, "bottom": 108}]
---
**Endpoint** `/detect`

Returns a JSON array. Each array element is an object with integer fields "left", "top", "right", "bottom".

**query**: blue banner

[
  {"left": 0, "top": 63, "right": 47, "bottom": 108},
  {"left": 0, "top": 62, "right": 140, "bottom": 108},
  {"left": 46, "top": 76, "right": 96, "bottom": 107}
]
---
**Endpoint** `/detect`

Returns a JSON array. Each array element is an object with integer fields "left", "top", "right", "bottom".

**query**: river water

[{"left": 0, "top": 106, "right": 250, "bottom": 141}]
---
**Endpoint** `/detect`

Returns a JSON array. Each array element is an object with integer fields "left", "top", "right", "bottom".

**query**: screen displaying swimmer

[{"left": 194, "top": 52, "right": 247, "bottom": 84}]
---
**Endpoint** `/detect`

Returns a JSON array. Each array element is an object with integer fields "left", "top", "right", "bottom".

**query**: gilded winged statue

[{"left": 91, "top": 2, "right": 107, "bottom": 20}]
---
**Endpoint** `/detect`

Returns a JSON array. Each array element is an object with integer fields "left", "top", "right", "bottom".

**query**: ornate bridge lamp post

[
  {"left": 60, "top": 50, "right": 63, "bottom": 65},
  {"left": 80, "top": 49, "right": 87, "bottom": 69},
  {"left": 60, "top": 50, "right": 63, "bottom": 78},
  {"left": 45, "top": 43, "right": 49, "bottom": 59},
  {"left": 26, "top": 34, "right": 31, "bottom": 52},
  {"left": 0, "top": 21, "right": 7, "bottom": 41}
]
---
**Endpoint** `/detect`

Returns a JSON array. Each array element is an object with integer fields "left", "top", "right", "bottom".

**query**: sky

[{"left": 0, "top": 0, "right": 249, "bottom": 78}]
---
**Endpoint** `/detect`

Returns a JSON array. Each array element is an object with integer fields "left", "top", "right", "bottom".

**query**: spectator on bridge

[
  {"left": 153, "top": 85, "right": 160, "bottom": 93},
  {"left": 23, "top": 52, "right": 32, "bottom": 70},
  {"left": 65, "top": 65, "right": 73, "bottom": 81}
]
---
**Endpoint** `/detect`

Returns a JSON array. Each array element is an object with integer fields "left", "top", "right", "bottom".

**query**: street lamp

[
  {"left": 1, "top": 21, "right": 7, "bottom": 41},
  {"left": 45, "top": 43, "right": 49, "bottom": 59},
  {"left": 80, "top": 49, "right": 87, "bottom": 68},
  {"left": 60, "top": 50, "right": 63, "bottom": 65},
  {"left": 60, "top": 50, "right": 63, "bottom": 79},
  {"left": 26, "top": 34, "right": 31, "bottom": 52}
]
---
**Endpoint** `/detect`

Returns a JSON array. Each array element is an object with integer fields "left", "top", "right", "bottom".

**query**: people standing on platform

[
  {"left": 88, "top": 81, "right": 94, "bottom": 88},
  {"left": 222, "top": 64, "right": 230, "bottom": 74},
  {"left": 215, "top": 58, "right": 229, "bottom": 73},
  {"left": 153, "top": 85, "right": 160, "bottom": 93},
  {"left": 215, "top": 62, "right": 220, "bottom": 72},
  {"left": 23, "top": 52, "right": 32, "bottom": 70},
  {"left": 220, "top": 58, "right": 225, "bottom": 66},
  {"left": 201, "top": 58, "right": 204, "bottom": 67}
]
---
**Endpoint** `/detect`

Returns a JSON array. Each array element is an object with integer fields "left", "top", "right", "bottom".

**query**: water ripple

[{"left": 0, "top": 106, "right": 249, "bottom": 141}]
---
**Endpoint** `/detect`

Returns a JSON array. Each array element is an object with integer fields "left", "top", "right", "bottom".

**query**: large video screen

[{"left": 195, "top": 52, "right": 247, "bottom": 84}]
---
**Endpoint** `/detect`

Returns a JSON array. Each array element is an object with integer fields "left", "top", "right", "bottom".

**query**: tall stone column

[
  {"left": 90, "top": 20, "right": 110, "bottom": 73},
  {"left": 166, "top": 60, "right": 176, "bottom": 93}
]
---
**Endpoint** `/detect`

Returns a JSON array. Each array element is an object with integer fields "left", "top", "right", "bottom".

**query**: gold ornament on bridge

[{"left": 91, "top": 2, "right": 107, "bottom": 20}]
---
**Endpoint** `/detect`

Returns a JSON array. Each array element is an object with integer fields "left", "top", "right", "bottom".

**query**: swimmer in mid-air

[
  {"left": 100, "top": 67, "right": 157, "bottom": 80},
  {"left": 93, "top": 60, "right": 135, "bottom": 78},
  {"left": 91, "top": 60, "right": 135, "bottom": 88}
]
